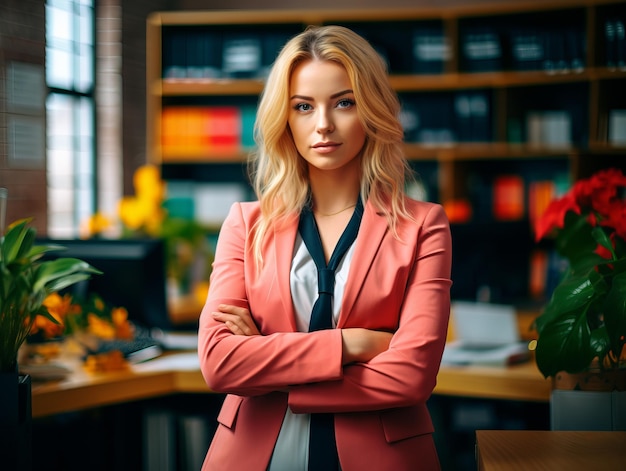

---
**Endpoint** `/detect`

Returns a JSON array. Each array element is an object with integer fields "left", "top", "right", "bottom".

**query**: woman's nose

[{"left": 316, "top": 110, "right": 334, "bottom": 134}]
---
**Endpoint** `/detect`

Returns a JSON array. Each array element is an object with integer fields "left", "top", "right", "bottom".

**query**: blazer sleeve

[
  {"left": 197, "top": 203, "right": 344, "bottom": 397},
  {"left": 288, "top": 203, "right": 452, "bottom": 414}
]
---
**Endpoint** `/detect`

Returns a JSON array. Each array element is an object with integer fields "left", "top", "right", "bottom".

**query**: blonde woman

[{"left": 198, "top": 25, "right": 452, "bottom": 471}]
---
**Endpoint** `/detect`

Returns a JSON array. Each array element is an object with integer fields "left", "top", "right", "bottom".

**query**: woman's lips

[{"left": 312, "top": 142, "right": 340, "bottom": 153}]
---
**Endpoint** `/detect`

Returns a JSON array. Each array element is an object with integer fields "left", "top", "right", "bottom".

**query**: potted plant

[
  {"left": 83, "top": 164, "right": 214, "bottom": 300},
  {"left": 532, "top": 167, "right": 626, "bottom": 430},
  {"left": 0, "top": 217, "right": 100, "bottom": 469}
]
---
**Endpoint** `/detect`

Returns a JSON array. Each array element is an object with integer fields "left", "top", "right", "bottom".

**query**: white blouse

[{"left": 267, "top": 233, "right": 356, "bottom": 471}]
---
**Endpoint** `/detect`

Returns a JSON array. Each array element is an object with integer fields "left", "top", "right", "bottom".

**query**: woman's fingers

[{"left": 212, "top": 304, "right": 260, "bottom": 336}]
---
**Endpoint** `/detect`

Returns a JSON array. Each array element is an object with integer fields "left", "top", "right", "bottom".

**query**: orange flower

[
  {"left": 111, "top": 307, "right": 133, "bottom": 339},
  {"left": 86, "top": 313, "right": 116, "bottom": 340},
  {"left": 30, "top": 293, "right": 81, "bottom": 339}
]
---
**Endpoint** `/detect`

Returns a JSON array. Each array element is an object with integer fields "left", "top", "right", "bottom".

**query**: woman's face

[{"left": 288, "top": 59, "right": 366, "bottom": 174}]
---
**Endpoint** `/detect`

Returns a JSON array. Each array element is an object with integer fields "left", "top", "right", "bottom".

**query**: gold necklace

[{"left": 314, "top": 203, "right": 357, "bottom": 217}]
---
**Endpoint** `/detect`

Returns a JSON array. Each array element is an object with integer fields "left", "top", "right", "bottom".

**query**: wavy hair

[{"left": 249, "top": 25, "right": 414, "bottom": 264}]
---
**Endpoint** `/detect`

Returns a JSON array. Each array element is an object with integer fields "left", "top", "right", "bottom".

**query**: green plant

[
  {"left": 0, "top": 218, "right": 101, "bottom": 372},
  {"left": 533, "top": 168, "right": 626, "bottom": 378},
  {"left": 83, "top": 164, "right": 214, "bottom": 295}
]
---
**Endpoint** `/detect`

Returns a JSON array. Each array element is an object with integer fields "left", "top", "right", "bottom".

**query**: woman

[{"left": 198, "top": 25, "right": 452, "bottom": 470}]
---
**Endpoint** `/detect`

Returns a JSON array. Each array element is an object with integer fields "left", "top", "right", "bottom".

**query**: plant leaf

[
  {"left": 556, "top": 213, "right": 597, "bottom": 264},
  {"left": 534, "top": 269, "right": 596, "bottom": 334},
  {"left": 603, "top": 271, "right": 626, "bottom": 362},
  {"left": 32, "top": 258, "right": 101, "bottom": 293},
  {"left": 2, "top": 219, "right": 33, "bottom": 264},
  {"left": 535, "top": 305, "right": 596, "bottom": 377},
  {"left": 592, "top": 226, "right": 616, "bottom": 259}
]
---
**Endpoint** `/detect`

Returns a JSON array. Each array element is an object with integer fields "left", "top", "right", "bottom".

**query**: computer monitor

[{"left": 37, "top": 237, "right": 172, "bottom": 331}]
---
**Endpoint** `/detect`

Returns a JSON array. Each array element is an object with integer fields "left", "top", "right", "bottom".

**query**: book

[
  {"left": 412, "top": 25, "right": 450, "bottom": 74},
  {"left": 222, "top": 35, "right": 262, "bottom": 78},
  {"left": 609, "top": 109, "right": 626, "bottom": 145},
  {"left": 510, "top": 28, "right": 545, "bottom": 71},
  {"left": 526, "top": 111, "right": 571, "bottom": 147},
  {"left": 461, "top": 27, "right": 502, "bottom": 72},
  {"left": 528, "top": 180, "right": 555, "bottom": 228},
  {"left": 493, "top": 175, "right": 525, "bottom": 221},
  {"left": 161, "top": 106, "right": 241, "bottom": 159}
]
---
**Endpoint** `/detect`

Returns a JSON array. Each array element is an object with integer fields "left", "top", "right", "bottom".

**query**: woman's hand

[
  {"left": 341, "top": 328, "right": 393, "bottom": 364},
  {"left": 212, "top": 304, "right": 261, "bottom": 336}
]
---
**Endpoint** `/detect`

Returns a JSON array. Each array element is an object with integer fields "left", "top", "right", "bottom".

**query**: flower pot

[
  {"left": 550, "top": 368, "right": 626, "bottom": 431},
  {"left": 0, "top": 371, "right": 32, "bottom": 470}
]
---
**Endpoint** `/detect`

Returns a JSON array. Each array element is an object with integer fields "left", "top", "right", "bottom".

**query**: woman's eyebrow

[{"left": 289, "top": 89, "right": 354, "bottom": 101}]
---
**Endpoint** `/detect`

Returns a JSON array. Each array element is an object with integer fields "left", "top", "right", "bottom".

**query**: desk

[
  {"left": 475, "top": 430, "right": 626, "bottom": 470},
  {"left": 31, "top": 354, "right": 550, "bottom": 418}
]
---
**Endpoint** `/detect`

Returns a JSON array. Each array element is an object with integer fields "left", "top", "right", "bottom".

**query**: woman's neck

[
  {"left": 308, "top": 163, "right": 361, "bottom": 216},
  {"left": 310, "top": 181, "right": 360, "bottom": 217}
]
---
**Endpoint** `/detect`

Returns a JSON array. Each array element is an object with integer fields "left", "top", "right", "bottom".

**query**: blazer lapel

[
  {"left": 338, "top": 200, "right": 388, "bottom": 328},
  {"left": 273, "top": 213, "right": 299, "bottom": 332}
]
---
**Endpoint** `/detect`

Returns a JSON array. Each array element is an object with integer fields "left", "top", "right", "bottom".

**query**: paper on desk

[
  {"left": 133, "top": 352, "right": 200, "bottom": 372},
  {"left": 441, "top": 301, "right": 530, "bottom": 366},
  {"left": 441, "top": 341, "right": 530, "bottom": 367},
  {"left": 20, "top": 363, "right": 73, "bottom": 381}
]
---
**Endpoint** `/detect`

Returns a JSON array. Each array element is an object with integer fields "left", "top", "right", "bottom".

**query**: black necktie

[{"left": 298, "top": 197, "right": 363, "bottom": 471}]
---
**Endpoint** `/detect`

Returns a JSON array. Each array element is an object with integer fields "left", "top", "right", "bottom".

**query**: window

[{"left": 45, "top": 0, "right": 95, "bottom": 237}]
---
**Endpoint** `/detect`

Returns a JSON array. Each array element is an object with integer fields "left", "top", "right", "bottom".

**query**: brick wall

[
  {"left": 119, "top": 1, "right": 175, "bottom": 195},
  {"left": 0, "top": 0, "right": 46, "bottom": 234}
]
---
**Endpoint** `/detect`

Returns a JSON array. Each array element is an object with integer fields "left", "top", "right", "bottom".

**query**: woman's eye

[
  {"left": 337, "top": 98, "right": 355, "bottom": 109},
  {"left": 294, "top": 103, "right": 312, "bottom": 112}
]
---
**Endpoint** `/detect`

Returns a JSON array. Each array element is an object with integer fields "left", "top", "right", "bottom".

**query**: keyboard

[{"left": 95, "top": 337, "right": 163, "bottom": 364}]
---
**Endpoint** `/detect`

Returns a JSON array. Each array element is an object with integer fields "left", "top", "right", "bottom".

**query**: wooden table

[
  {"left": 476, "top": 430, "right": 626, "bottom": 470},
  {"left": 31, "top": 353, "right": 550, "bottom": 418}
]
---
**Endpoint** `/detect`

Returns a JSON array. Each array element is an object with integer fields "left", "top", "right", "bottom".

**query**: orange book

[
  {"left": 528, "top": 180, "right": 555, "bottom": 227},
  {"left": 162, "top": 106, "right": 242, "bottom": 159}
]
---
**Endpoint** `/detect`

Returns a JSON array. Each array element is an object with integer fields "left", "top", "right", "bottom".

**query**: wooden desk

[
  {"left": 30, "top": 353, "right": 207, "bottom": 418},
  {"left": 436, "top": 361, "right": 550, "bottom": 402},
  {"left": 476, "top": 430, "right": 626, "bottom": 470},
  {"left": 31, "top": 354, "right": 550, "bottom": 418}
]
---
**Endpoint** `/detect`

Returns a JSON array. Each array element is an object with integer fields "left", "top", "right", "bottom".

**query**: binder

[
  {"left": 461, "top": 27, "right": 502, "bottom": 72},
  {"left": 412, "top": 25, "right": 450, "bottom": 74}
]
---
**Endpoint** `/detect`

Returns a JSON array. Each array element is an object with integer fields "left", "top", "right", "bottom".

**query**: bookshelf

[{"left": 146, "top": 1, "right": 626, "bottom": 306}]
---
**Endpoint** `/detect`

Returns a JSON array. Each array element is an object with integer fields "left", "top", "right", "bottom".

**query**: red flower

[
  {"left": 534, "top": 168, "right": 626, "bottom": 243},
  {"left": 603, "top": 202, "right": 626, "bottom": 240},
  {"left": 534, "top": 191, "right": 579, "bottom": 242},
  {"left": 572, "top": 168, "right": 626, "bottom": 218}
]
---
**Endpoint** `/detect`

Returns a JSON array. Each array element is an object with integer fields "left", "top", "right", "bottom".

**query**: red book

[{"left": 493, "top": 175, "right": 525, "bottom": 221}]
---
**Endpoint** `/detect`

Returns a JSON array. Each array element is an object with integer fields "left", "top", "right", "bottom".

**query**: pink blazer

[{"left": 198, "top": 197, "right": 452, "bottom": 470}]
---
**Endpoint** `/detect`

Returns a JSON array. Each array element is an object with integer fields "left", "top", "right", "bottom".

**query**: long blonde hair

[{"left": 249, "top": 25, "right": 414, "bottom": 264}]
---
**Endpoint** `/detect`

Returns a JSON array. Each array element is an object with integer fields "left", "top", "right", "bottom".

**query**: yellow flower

[
  {"left": 118, "top": 196, "right": 146, "bottom": 231},
  {"left": 134, "top": 165, "right": 166, "bottom": 203},
  {"left": 80, "top": 213, "right": 113, "bottom": 238},
  {"left": 118, "top": 165, "right": 167, "bottom": 237}
]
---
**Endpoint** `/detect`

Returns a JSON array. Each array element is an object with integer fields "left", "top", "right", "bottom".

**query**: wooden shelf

[
  {"left": 160, "top": 78, "right": 265, "bottom": 96},
  {"left": 146, "top": 1, "right": 626, "bottom": 305},
  {"left": 156, "top": 68, "right": 626, "bottom": 97}
]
